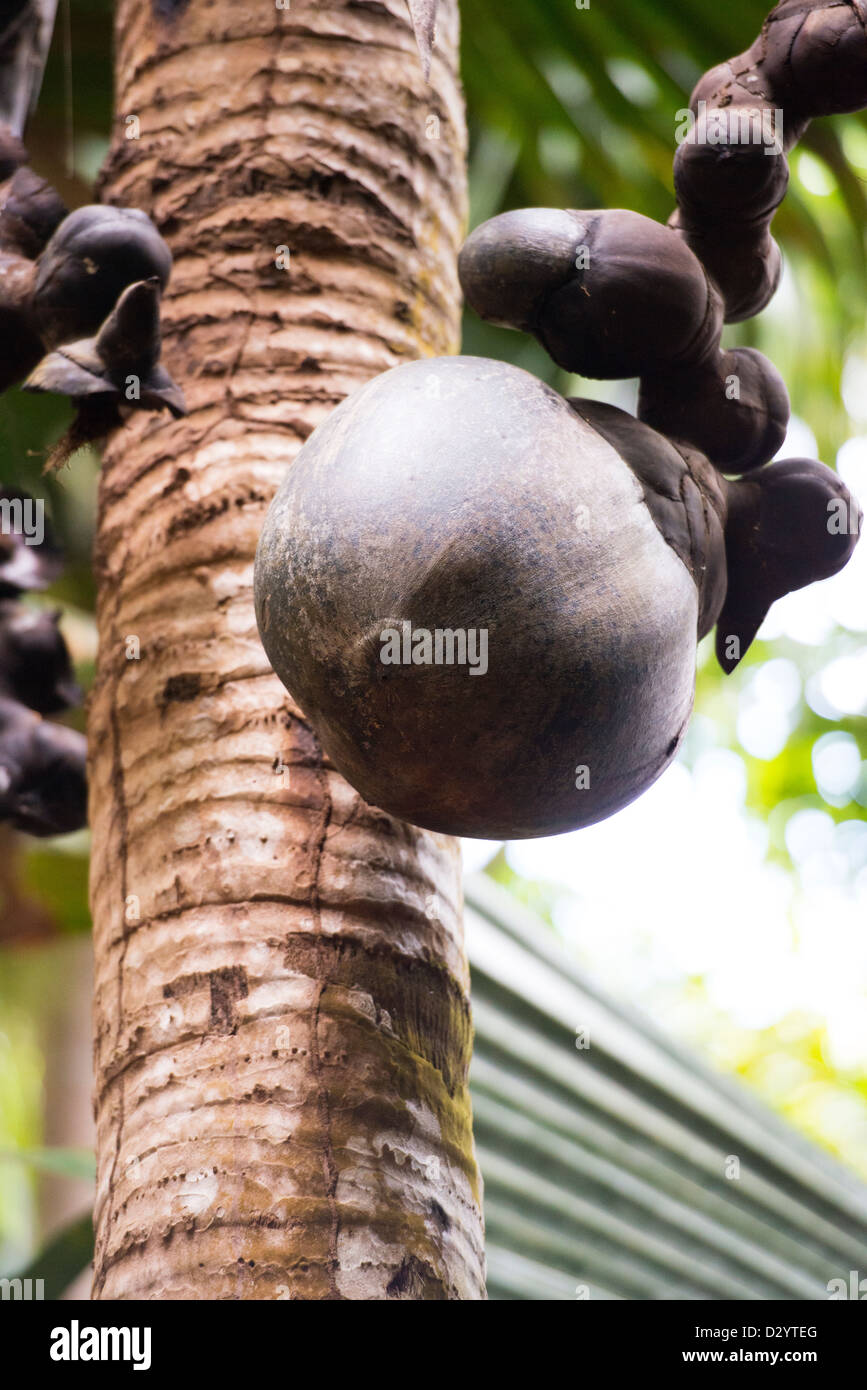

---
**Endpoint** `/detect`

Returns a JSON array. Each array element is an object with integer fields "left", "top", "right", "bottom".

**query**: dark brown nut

[
  {"left": 0, "top": 167, "right": 67, "bottom": 258},
  {"left": 673, "top": 132, "right": 789, "bottom": 227},
  {"left": 762, "top": 1, "right": 867, "bottom": 116},
  {"left": 669, "top": 213, "right": 782, "bottom": 324},
  {"left": 567, "top": 396, "right": 728, "bottom": 640},
  {"left": 461, "top": 207, "right": 723, "bottom": 379},
  {"left": 458, "top": 206, "right": 590, "bottom": 331},
  {"left": 34, "top": 205, "right": 172, "bottom": 346},
  {"left": 716, "top": 456, "right": 862, "bottom": 671},
  {"left": 638, "top": 346, "right": 790, "bottom": 474},
  {"left": 0, "top": 600, "right": 80, "bottom": 714},
  {"left": 255, "top": 356, "right": 722, "bottom": 839},
  {"left": 670, "top": 101, "right": 787, "bottom": 323},
  {"left": 0, "top": 696, "right": 87, "bottom": 837},
  {"left": 671, "top": 3, "right": 867, "bottom": 320},
  {"left": 0, "top": 250, "right": 42, "bottom": 392},
  {"left": 0, "top": 122, "right": 27, "bottom": 181}
]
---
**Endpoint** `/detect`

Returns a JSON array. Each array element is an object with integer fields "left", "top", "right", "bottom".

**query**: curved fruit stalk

[{"left": 671, "top": 0, "right": 867, "bottom": 320}]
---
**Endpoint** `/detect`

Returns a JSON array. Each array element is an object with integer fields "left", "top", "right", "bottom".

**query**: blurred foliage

[
  {"left": 486, "top": 845, "right": 565, "bottom": 922},
  {"left": 0, "top": 959, "right": 45, "bottom": 1270},
  {"left": 11, "top": 1209, "right": 93, "bottom": 1298},
  {"left": 1, "top": 1146, "right": 95, "bottom": 1181}
]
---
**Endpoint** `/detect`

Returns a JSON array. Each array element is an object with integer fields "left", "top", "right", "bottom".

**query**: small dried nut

[
  {"left": 717, "top": 457, "right": 862, "bottom": 671},
  {"left": 0, "top": 600, "right": 81, "bottom": 714},
  {"left": 0, "top": 696, "right": 87, "bottom": 837},
  {"left": 34, "top": 204, "right": 172, "bottom": 346}
]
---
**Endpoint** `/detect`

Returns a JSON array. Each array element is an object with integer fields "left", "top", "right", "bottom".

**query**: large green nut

[{"left": 254, "top": 357, "right": 701, "bottom": 839}]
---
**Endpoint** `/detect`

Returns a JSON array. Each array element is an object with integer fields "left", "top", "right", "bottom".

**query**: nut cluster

[
  {"left": 0, "top": 122, "right": 185, "bottom": 465},
  {"left": 0, "top": 490, "right": 86, "bottom": 836},
  {"left": 672, "top": 0, "right": 867, "bottom": 322},
  {"left": 459, "top": 205, "right": 791, "bottom": 475},
  {"left": 459, "top": 0, "right": 863, "bottom": 672},
  {"left": 0, "top": 104, "right": 186, "bottom": 829}
]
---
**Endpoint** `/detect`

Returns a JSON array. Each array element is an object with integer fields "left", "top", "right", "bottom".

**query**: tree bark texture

[{"left": 89, "top": 0, "right": 484, "bottom": 1300}]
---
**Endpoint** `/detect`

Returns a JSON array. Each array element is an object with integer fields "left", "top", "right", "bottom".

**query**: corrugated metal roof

[{"left": 464, "top": 872, "right": 867, "bottom": 1301}]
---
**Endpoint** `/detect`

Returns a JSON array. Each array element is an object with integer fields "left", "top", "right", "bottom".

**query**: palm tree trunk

[{"left": 89, "top": 0, "right": 484, "bottom": 1301}]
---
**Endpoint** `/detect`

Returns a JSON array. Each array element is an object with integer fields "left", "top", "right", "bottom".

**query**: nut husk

[{"left": 255, "top": 357, "right": 711, "bottom": 839}]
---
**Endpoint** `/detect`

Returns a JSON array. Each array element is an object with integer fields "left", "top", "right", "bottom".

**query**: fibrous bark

[{"left": 90, "top": 0, "right": 484, "bottom": 1300}]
